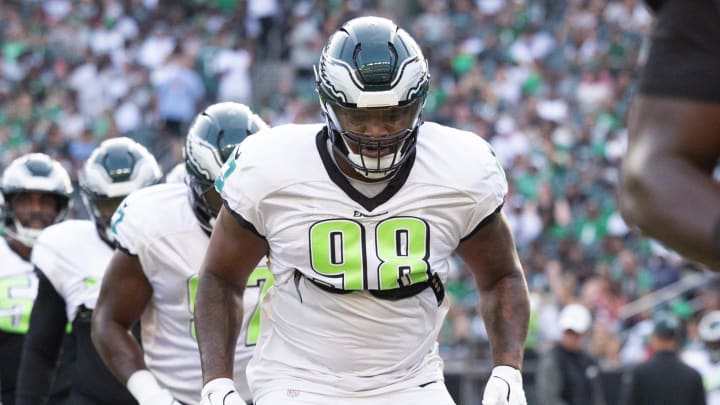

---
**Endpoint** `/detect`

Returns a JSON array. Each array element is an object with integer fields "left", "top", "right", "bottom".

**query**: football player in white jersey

[
  {"left": 0, "top": 154, "right": 74, "bottom": 405},
  {"left": 92, "top": 102, "right": 272, "bottom": 405},
  {"left": 195, "top": 16, "right": 530, "bottom": 405},
  {"left": 14, "top": 138, "right": 163, "bottom": 405},
  {"left": 165, "top": 162, "right": 187, "bottom": 184},
  {"left": 683, "top": 311, "right": 720, "bottom": 405}
]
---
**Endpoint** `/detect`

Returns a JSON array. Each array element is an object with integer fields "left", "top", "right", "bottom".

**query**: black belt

[{"left": 295, "top": 270, "right": 445, "bottom": 306}]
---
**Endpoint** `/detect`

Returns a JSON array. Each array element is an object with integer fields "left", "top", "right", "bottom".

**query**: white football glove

[
  {"left": 482, "top": 366, "right": 527, "bottom": 405},
  {"left": 126, "top": 369, "right": 182, "bottom": 405},
  {"left": 200, "top": 378, "right": 246, "bottom": 405}
]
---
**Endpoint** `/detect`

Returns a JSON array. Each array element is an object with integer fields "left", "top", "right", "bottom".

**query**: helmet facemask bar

[
  {"left": 2, "top": 191, "right": 70, "bottom": 247},
  {"left": 324, "top": 97, "right": 423, "bottom": 179},
  {"left": 80, "top": 189, "right": 125, "bottom": 243},
  {"left": 187, "top": 175, "right": 222, "bottom": 233}
]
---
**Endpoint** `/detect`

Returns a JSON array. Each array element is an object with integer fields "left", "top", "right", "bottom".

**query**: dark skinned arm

[
  {"left": 15, "top": 270, "right": 68, "bottom": 405},
  {"left": 91, "top": 250, "right": 153, "bottom": 383},
  {"left": 454, "top": 211, "right": 529, "bottom": 369},
  {"left": 195, "top": 206, "right": 268, "bottom": 383},
  {"left": 620, "top": 96, "right": 720, "bottom": 269}
]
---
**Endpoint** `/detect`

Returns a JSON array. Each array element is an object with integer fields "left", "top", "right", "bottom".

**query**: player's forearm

[
  {"left": 621, "top": 96, "right": 720, "bottom": 270},
  {"left": 15, "top": 322, "right": 63, "bottom": 404},
  {"left": 91, "top": 315, "right": 147, "bottom": 383},
  {"left": 16, "top": 271, "right": 68, "bottom": 405},
  {"left": 195, "top": 269, "right": 244, "bottom": 384},
  {"left": 620, "top": 151, "right": 720, "bottom": 269},
  {"left": 479, "top": 270, "right": 529, "bottom": 369}
]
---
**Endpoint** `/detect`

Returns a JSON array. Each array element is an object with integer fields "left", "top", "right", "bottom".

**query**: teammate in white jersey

[
  {"left": 165, "top": 162, "right": 187, "bottom": 184},
  {"left": 0, "top": 154, "right": 74, "bottom": 405},
  {"left": 195, "top": 16, "right": 530, "bottom": 405},
  {"left": 14, "top": 138, "right": 162, "bottom": 405},
  {"left": 92, "top": 103, "right": 272, "bottom": 405},
  {"left": 683, "top": 311, "right": 720, "bottom": 405}
]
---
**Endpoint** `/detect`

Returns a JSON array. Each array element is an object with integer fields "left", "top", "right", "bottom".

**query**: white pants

[{"left": 254, "top": 382, "right": 456, "bottom": 405}]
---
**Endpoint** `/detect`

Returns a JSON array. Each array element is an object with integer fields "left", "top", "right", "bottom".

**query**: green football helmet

[
  {"left": 1, "top": 153, "right": 73, "bottom": 246},
  {"left": 315, "top": 16, "right": 430, "bottom": 179},
  {"left": 184, "top": 102, "right": 268, "bottom": 233},
  {"left": 79, "top": 137, "right": 163, "bottom": 243}
]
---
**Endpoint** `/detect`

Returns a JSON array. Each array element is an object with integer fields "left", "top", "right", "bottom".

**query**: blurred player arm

[
  {"left": 195, "top": 205, "right": 267, "bottom": 383},
  {"left": 15, "top": 269, "right": 68, "bottom": 405},
  {"left": 620, "top": 96, "right": 720, "bottom": 269},
  {"left": 454, "top": 210, "right": 529, "bottom": 369},
  {"left": 91, "top": 250, "right": 152, "bottom": 383}
]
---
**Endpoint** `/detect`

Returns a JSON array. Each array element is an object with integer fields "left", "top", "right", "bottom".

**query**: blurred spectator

[
  {"left": 246, "top": 0, "right": 281, "bottom": 59},
  {"left": 67, "top": 128, "right": 98, "bottom": 170},
  {"left": 151, "top": 44, "right": 204, "bottom": 165},
  {"left": 137, "top": 24, "right": 175, "bottom": 70},
  {"left": 151, "top": 46, "right": 204, "bottom": 136},
  {"left": 212, "top": 37, "right": 253, "bottom": 104},
  {"left": 536, "top": 303, "right": 605, "bottom": 405},
  {"left": 619, "top": 314, "right": 706, "bottom": 405}
]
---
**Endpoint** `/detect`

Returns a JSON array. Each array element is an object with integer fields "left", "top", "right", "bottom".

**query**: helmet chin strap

[
  {"left": 10, "top": 219, "right": 42, "bottom": 247},
  {"left": 102, "top": 225, "right": 115, "bottom": 245}
]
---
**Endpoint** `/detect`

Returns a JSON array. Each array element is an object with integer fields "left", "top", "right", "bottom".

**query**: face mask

[
  {"left": 346, "top": 149, "right": 401, "bottom": 179},
  {"left": 9, "top": 219, "right": 42, "bottom": 247},
  {"left": 340, "top": 136, "right": 401, "bottom": 180}
]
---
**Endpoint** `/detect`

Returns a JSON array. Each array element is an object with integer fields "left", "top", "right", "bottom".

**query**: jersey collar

[{"left": 316, "top": 128, "right": 415, "bottom": 212}]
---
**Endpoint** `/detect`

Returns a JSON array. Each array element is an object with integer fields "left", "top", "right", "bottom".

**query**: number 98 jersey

[{"left": 218, "top": 122, "right": 507, "bottom": 398}]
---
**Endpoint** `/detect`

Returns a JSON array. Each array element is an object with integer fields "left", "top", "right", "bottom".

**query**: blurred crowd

[{"left": 2, "top": 0, "right": 719, "bottom": 374}]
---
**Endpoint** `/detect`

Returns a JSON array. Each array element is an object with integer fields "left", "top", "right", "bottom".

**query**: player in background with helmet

[
  {"left": 0, "top": 154, "right": 74, "bottom": 405},
  {"left": 92, "top": 102, "right": 272, "bottom": 405},
  {"left": 14, "top": 138, "right": 163, "bottom": 405},
  {"left": 683, "top": 310, "right": 720, "bottom": 404},
  {"left": 195, "top": 16, "right": 529, "bottom": 405}
]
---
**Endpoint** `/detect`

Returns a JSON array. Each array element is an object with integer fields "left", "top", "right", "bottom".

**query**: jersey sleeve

[
  {"left": 461, "top": 141, "right": 508, "bottom": 239},
  {"left": 31, "top": 226, "right": 70, "bottom": 298},
  {"left": 215, "top": 136, "right": 268, "bottom": 236},
  {"left": 110, "top": 193, "right": 150, "bottom": 255}
]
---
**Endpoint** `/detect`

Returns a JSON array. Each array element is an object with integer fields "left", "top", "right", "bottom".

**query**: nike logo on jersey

[
  {"left": 353, "top": 210, "right": 388, "bottom": 218},
  {"left": 234, "top": 147, "right": 242, "bottom": 159}
]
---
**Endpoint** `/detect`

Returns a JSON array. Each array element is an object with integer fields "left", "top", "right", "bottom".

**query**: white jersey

[
  {"left": 31, "top": 220, "right": 112, "bottom": 320},
  {"left": 682, "top": 348, "right": 720, "bottom": 405},
  {"left": 219, "top": 122, "right": 507, "bottom": 397},
  {"left": 112, "top": 182, "right": 271, "bottom": 404},
  {"left": 0, "top": 238, "right": 36, "bottom": 335}
]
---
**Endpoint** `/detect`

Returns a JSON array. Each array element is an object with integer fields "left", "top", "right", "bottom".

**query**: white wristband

[{"left": 127, "top": 369, "right": 165, "bottom": 403}]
